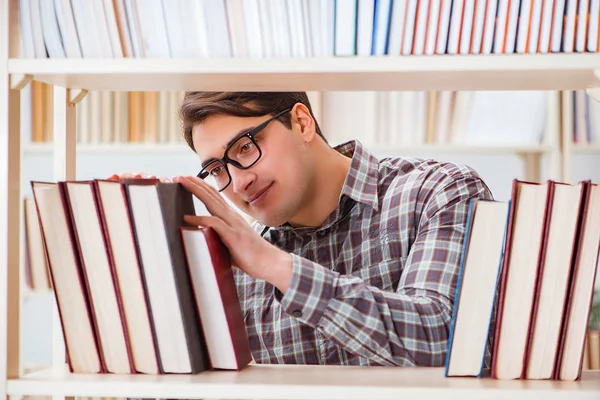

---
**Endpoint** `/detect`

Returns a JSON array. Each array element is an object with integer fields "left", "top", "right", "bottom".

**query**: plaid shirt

[{"left": 234, "top": 140, "right": 493, "bottom": 366}]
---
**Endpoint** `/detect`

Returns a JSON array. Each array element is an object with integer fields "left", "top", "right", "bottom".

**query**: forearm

[{"left": 276, "top": 255, "right": 452, "bottom": 367}]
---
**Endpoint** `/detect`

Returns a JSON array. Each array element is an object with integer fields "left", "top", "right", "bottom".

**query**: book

[
  {"left": 181, "top": 226, "right": 252, "bottom": 370},
  {"left": 445, "top": 199, "right": 510, "bottom": 377},
  {"left": 31, "top": 181, "right": 103, "bottom": 374},
  {"left": 124, "top": 181, "right": 210, "bottom": 373}
]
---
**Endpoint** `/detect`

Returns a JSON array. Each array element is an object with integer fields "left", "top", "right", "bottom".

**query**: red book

[{"left": 181, "top": 226, "right": 252, "bottom": 370}]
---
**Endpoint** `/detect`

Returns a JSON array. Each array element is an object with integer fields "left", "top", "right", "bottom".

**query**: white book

[
  {"left": 204, "top": 0, "right": 232, "bottom": 57},
  {"left": 562, "top": 0, "right": 578, "bottom": 53},
  {"left": 53, "top": 0, "right": 82, "bottom": 58},
  {"left": 186, "top": 0, "right": 209, "bottom": 57},
  {"left": 550, "top": 0, "right": 567, "bottom": 52},
  {"left": 537, "top": 0, "right": 556, "bottom": 53},
  {"left": 39, "top": 0, "right": 66, "bottom": 58},
  {"left": 447, "top": 0, "right": 465, "bottom": 54},
  {"left": 436, "top": 0, "right": 454, "bottom": 54},
  {"left": 123, "top": 0, "right": 143, "bottom": 57},
  {"left": 19, "top": 0, "right": 35, "bottom": 57},
  {"left": 226, "top": 0, "right": 249, "bottom": 57},
  {"left": 515, "top": 0, "right": 533, "bottom": 53},
  {"left": 401, "top": 0, "right": 418, "bottom": 55},
  {"left": 308, "top": 0, "right": 322, "bottom": 56},
  {"left": 459, "top": 0, "right": 476, "bottom": 54},
  {"left": 29, "top": 0, "right": 48, "bottom": 58},
  {"left": 102, "top": 0, "right": 124, "bottom": 57},
  {"left": 136, "top": 0, "right": 171, "bottom": 57},
  {"left": 335, "top": 0, "right": 357, "bottom": 56},
  {"left": 112, "top": 0, "right": 134, "bottom": 57},
  {"left": 162, "top": 0, "right": 187, "bottom": 57},
  {"left": 287, "top": 0, "right": 306, "bottom": 57},
  {"left": 242, "top": 0, "right": 264, "bottom": 57},
  {"left": 270, "top": 0, "right": 291, "bottom": 57},
  {"left": 91, "top": 0, "right": 115, "bottom": 57},
  {"left": 575, "top": 0, "right": 591, "bottom": 52},
  {"left": 470, "top": 0, "right": 488, "bottom": 54},
  {"left": 301, "top": 0, "right": 314, "bottom": 56},
  {"left": 588, "top": 0, "right": 600, "bottom": 52},
  {"left": 387, "top": 0, "right": 408, "bottom": 55},
  {"left": 357, "top": 0, "right": 375, "bottom": 56},
  {"left": 373, "top": 0, "right": 392, "bottom": 55},
  {"left": 481, "top": 0, "right": 499, "bottom": 54},
  {"left": 413, "top": 0, "right": 431, "bottom": 55},
  {"left": 258, "top": 0, "right": 274, "bottom": 57},
  {"left": 425, "top": 0, "right": 442, "bottom": 55},
  {"left": 322, "top": 0, "right": 336, "bottom": 56},
  {"left": 504, "top": 0, "right": 521, "bottom": 53},
  {"left": 493, "top": 0, "right": 510, "bottom": 53},
  {"left": 526, "top": 0, "right": 544, "bottom": 53}
]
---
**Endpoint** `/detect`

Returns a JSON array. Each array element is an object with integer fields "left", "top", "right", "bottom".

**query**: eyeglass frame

[{"left": 196, "top": 107, "right": 293, "bottom": 192}]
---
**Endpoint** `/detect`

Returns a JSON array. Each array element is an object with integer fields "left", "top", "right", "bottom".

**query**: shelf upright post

[
  {"left": 50, "top": 85, "right": 77, "bottom": 400},
  {"left": 1, "top": 1, "right": 22, "bottom": 399}
]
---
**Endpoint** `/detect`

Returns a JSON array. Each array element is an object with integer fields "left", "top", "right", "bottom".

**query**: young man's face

[{"left": 192, "top": 108, "right": 312, "bottom": 227}]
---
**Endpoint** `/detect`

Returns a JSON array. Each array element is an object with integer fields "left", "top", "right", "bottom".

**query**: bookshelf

[
  {"left": 2, "top": 1, "right": 600, "bottom": 400},
  {"left": 7, "top": 53, "right": 600, "bottom": 92}
]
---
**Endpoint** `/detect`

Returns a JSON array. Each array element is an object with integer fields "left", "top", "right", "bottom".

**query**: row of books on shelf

[
  {"left": 17, "top": 0, "right": 600, "bottom": 60},
  {"left": 25, "top": 176, "right": 600, "bottom": 379},
  {"left": 23, "top": 85, "right": 600, "bottom": 147},
  {"left": 30, "top": 179, "right": 251, "bottom": 374},
  {"left": 445, "top": 179, "right": 600, "bottom": 380},
  {"left": 324, "top": 89, "right": 597, "bottom": 147},
  {"left": 25, "top": 82, "right": 185, "bottom": 144}
]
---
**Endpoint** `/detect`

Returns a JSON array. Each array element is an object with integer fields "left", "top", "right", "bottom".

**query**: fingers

[
  {"left": 184, "top": 215, "right": 233, "bottom": 245},
  {"left": 105, "top": 172, "right": 170, "bottom": 182}
]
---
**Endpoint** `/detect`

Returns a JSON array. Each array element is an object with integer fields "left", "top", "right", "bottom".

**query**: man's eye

[
  {"left": 210, "top": 166, "right": 223, "bottom": 176},
  {"left": 240, "top": 142, "right": 254, "bottom": 153}
]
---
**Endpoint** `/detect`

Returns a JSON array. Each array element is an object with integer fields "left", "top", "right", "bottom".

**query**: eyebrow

[{"left": 199, "top": 124, "right": 258, "bottom": 168}]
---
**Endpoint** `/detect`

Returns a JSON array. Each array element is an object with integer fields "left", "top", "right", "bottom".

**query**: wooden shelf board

[
  {"left": 6, "top": 365, "right": 600, "bottom": 400},
  {"left": 22, "top": 143, "right": 552, "bottom": 155},
  {"left": 8, "top": 54, "right": 600, "bottom": 91},
  {"left": 571, "top": 144, "right": 600, "bottom": 153}
]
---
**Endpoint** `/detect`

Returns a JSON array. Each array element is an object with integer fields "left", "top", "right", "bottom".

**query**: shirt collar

[{"left": 336, "top": 140, "right": 380, "bottom": 212}]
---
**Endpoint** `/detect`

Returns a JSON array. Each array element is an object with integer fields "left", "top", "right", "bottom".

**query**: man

[{"left": 111, "top": 91, "right": 493, "bottom": 367}]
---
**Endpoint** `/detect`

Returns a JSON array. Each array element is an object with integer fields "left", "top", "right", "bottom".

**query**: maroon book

[{"left": 181, "top": 226, "right": 252, "bottom": 370}]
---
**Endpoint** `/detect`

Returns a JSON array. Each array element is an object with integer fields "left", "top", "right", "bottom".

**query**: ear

[{"left": 291, "top": 103, "right": 316, "bottom": 143}]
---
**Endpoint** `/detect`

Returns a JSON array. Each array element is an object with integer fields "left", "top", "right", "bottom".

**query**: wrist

[{"left": 259, "top": 248, "right": 293, "bottom": 293}]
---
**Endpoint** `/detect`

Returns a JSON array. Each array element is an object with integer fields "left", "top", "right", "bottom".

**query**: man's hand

[
  {"left": 106, "top": 172, "right": 171, "bottom": 182},
  {"left": 174, "top": 175, "right": 293, "bottom": 293}
]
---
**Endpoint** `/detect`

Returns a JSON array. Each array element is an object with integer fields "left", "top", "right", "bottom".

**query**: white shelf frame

[
  {"left": 7, "top": 53, "right": 600, "bottom": 92},
  {"left": 6, "top": 365, "right": 600, "bottom": 400},
  {"left": 3, "top": 0, "right": 600, "bottom": 399}
]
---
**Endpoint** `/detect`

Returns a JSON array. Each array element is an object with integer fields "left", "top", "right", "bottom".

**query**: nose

[{"left": 228, "top": 165, "right": 255, "bottom": 194}]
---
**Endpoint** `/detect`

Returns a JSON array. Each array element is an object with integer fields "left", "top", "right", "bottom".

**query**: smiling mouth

[{"left": 248, "top": 183, "right": 273, "bottom": 206}]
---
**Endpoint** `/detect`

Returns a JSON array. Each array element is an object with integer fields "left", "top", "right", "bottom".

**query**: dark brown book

[
  {"left": 124, "top": 181, "right": 209, "bottom": 373},
  {"left": 31, "top": 181, "right": 104, "bottom": 374},
  {"left": 181, "top": 226, "right": 252, "bottom": 370}
]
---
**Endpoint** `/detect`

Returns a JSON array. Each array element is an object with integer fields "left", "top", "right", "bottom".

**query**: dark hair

[{"left": 179, "top": 92, "right": 326, "bottom": 151}]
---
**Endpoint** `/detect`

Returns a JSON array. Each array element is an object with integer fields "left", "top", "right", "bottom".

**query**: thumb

[{"left": 183, "top": 215, "right": 231, "bottom": 241}]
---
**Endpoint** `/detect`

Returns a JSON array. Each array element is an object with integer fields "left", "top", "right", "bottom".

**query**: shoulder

[{"left": 377, "top": 156, "right": 493, "bottom": 211}]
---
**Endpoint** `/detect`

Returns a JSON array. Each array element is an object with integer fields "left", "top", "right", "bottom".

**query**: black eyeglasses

[{"left": 197, "top": 108, "right": 292, "bottom": 192}]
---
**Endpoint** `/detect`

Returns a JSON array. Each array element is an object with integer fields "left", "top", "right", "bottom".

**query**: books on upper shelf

[
  {"left": 16, "top": 0, "right": 600, "bottom": 59},
  {"left": 445, "top": 179, "right": 600, "bottom": 381},
  {"left": 30, "top": 179, "right": 252, "bottom": 374}
]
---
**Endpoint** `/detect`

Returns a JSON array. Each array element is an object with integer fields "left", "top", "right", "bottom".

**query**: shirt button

[
  {"left": 317, "top": 230, "right": 327, "bottom": 237},
  {"left": 292, "top": 310, "right": 303, "bottom": 318}
]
